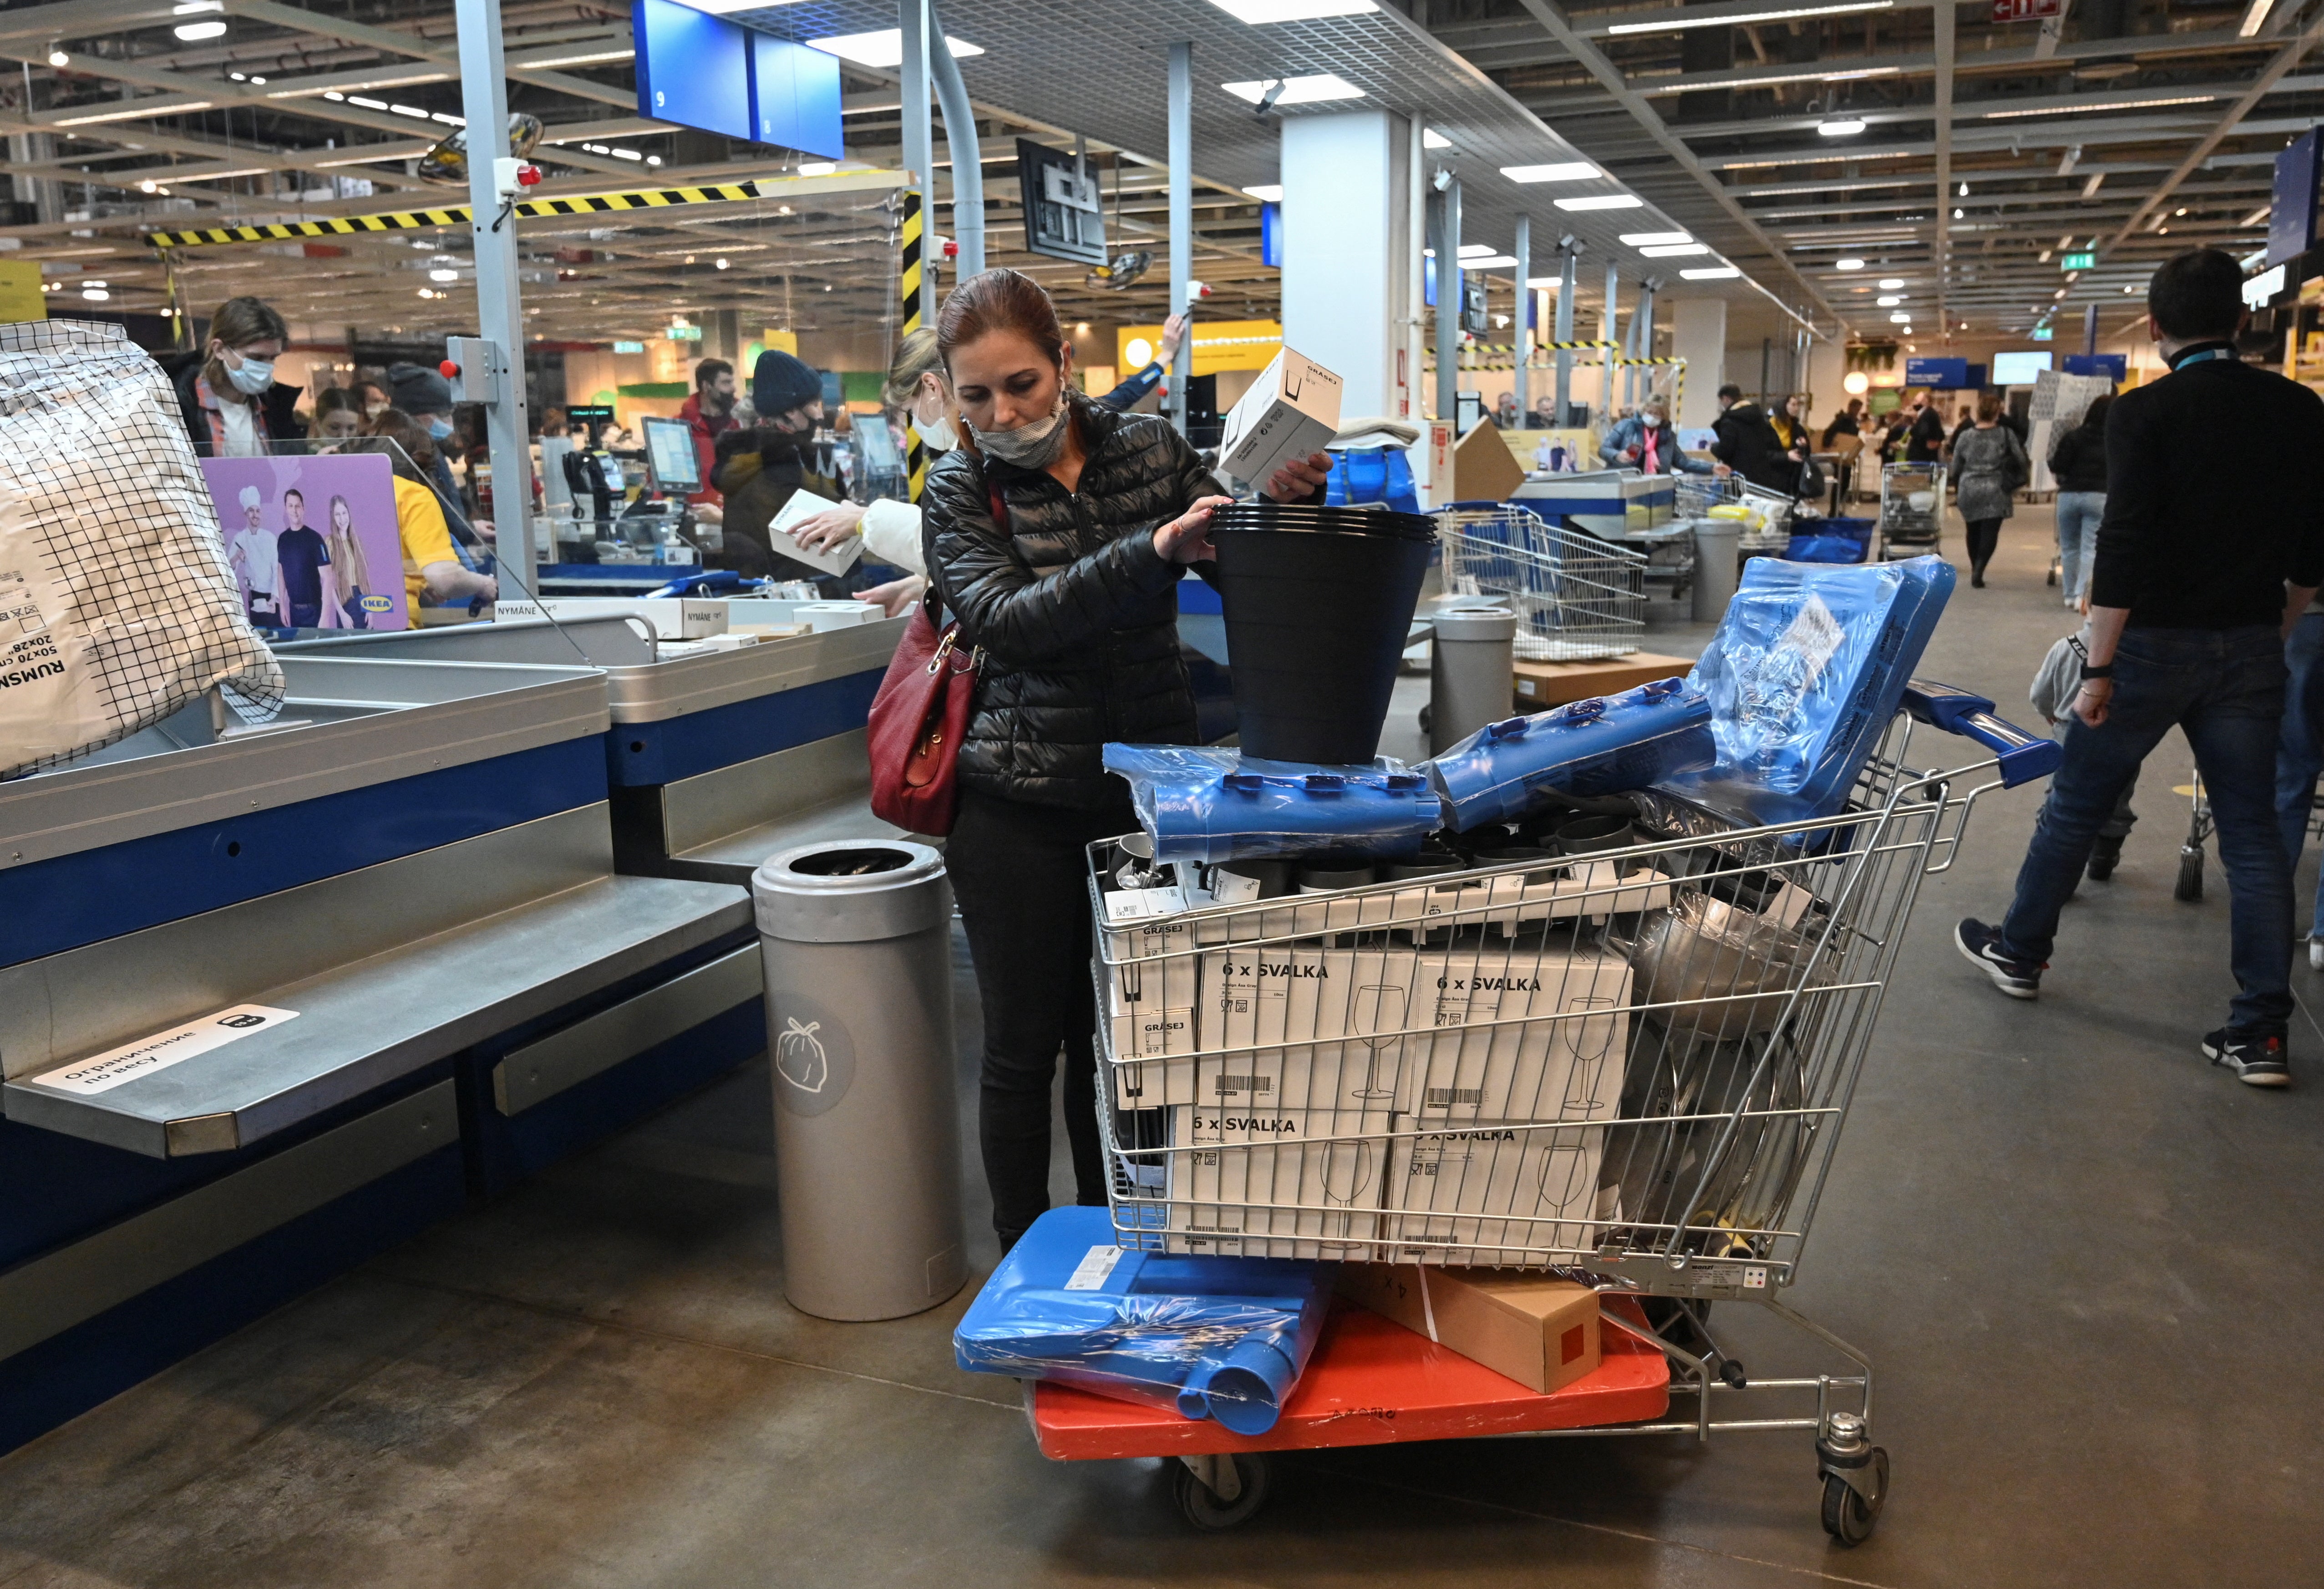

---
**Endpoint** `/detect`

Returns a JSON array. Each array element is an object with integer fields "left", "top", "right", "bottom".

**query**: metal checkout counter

[{"left": 0, "top": 651, "right": 763, "bottom": 1453}]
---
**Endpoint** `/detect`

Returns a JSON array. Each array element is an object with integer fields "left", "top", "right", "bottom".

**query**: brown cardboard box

[
  {"left": 1512, "top": 651, "right": 1695, "bottom": 708},
  {"left": 1337, "top": 1264, "right": 1600, "bottom": 1394},
  {"left": 1452, "top": 420, "right": 1527, "bottom": 503}
]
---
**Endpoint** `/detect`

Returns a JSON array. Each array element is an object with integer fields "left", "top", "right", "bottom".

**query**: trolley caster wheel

[
  {"left": 1418, "top": 701, "right": 1434, "bottom": 736},
  {"left": 1173, "top": 1452, "right": 1271, "bottom": 1531},
  {"left": 1816, "top": 1413, "right": 1888, "bottom": 1547},
  {"left": 2175, "top": 847, "right": 2204, "bottom": 903}
]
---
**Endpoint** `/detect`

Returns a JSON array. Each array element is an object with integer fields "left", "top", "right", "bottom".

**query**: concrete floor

[{"left": 6, "top": 508, "right": 2321, "bottom": 1587}]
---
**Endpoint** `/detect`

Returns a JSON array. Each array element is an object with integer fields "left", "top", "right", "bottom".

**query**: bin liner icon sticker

[
  {"left": 768, "top": 991, "right": 856, "bottom": 1117},
  {"left": 777, "top": 1018, "right": 828, "bottom": 1093}
]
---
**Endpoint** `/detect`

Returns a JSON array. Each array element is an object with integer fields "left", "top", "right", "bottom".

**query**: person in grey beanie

[
  {"left": 712, "top": 350, "right": 846, "bottom": 582},
  {"left": 385, "top": 361, "right": 468, "bottom": 506}
]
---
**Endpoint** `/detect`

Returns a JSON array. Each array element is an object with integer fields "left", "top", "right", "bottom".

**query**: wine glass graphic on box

[
  {"left": 776, "top": 1017, "right": 829, "bottom": 1093},
  {"left": 1558, "top": 995, "right": 1622, "bottom": 1117},
  {"left": 1348, "top": 980, "right": 1404, "bottom": 1101}
]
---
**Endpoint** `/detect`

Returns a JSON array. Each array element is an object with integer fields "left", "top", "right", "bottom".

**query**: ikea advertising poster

[{"left": 200, "top": 453, "right": 409, "bottom": 633}]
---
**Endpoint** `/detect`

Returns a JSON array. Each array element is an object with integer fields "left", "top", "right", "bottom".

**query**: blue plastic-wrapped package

[
  {"left": 954, "top": 1206, "right": 1332, "bottom": 1434},
  {"left": 1420, "top": 678, "right": 1715, "bottom": 831},
  {"left": 1661, "top": 554, "right": 1954, "bottom": 825},
  {"left": 1104, "top": 743, "right": 1443, "bottom": 864}
]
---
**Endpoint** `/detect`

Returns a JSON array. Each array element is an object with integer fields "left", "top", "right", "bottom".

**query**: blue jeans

[
  {"left": 2000, "top": 625, "right": 2293, "bottom": 1034},
  {"left": 2055, "top": 492, "right": 2105, "bottom": 602},
  {"left": 2273, "top": 612, "right": 2324, "bottom": 932}
]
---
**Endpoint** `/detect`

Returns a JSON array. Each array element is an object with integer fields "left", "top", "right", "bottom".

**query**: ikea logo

[{"left": 359, "top": 594, "right": 394, "bottom": 613}]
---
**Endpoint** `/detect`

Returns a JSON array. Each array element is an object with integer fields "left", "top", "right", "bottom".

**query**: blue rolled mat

[
  {"left": 1659, "top": 554, "right": 1954, "bottom": 826},
  {"left": 954, "top": 1206, "right": 1332, "bottom": 1434},
  {"left": 1104, "top": 743, "right": 1443, "bottom": 863},
  {"left": 1419, "top": 677, "right": 1716, "bottom": 832}
]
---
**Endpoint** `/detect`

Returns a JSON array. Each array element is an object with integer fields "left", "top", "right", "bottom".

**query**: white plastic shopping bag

[{"left": 0, "top": 319, "right": 282, "bottom": 777}]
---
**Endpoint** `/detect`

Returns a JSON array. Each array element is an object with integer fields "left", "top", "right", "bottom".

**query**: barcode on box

[
  {"left": 1213, "top": 1074, "right": 1274, "bottom": 1095},
  {"left": 1423, "top": 1087, "right": 1486, "bottom": 1108}
]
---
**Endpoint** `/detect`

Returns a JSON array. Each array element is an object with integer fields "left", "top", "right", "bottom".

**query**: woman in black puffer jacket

[{"left": 924, "top": 269, "right": 1329, "bottom": 1251}]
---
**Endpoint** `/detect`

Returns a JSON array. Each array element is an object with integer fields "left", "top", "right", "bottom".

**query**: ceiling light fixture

[
  {"left": 1221, "top": 73, "right": 1363, "bottom": 105},
  {"left": 1984, "top": 94, "right": 2215, "bottom": 119},
  {"left": 1889, "top": 311, "right": 1910, "bottom": 323},
  {"left": 715, "top": 257, "right": 731, "bottom": 269},
  {"left": 1204, "top": 0, "right": 1376, "bottom": 20},
  {"left": 803, "top": 30, "right": 983, "bottom": 68},
  {"left": 1641, "top": 242, "right": 1711, "bottom": 256},
  {"left": 81, "top": 287, "right": 109, "bottom": 301},
  {"left": 1553, "top": 194, "right": 1645, "bottom": 211},
  {"left": 51, "top": 100, "right": 212, "bottom": 125},
  {"left": 1682, "top": 264, "right": 1743, "bottom": 279},
  {"left": 1605, "top": 0, "right": 1890, "bottom": 35},
  {"left": 1501, "top": 162, "right": 1598, "bottom": 183},
  {"left": 171, "top": 19, "right": 227, "bottom": 40},
  {"left": 1878, "top": 277, "right": 1904, "bottom": 289},
  {"left": 1620, "top": 230, "right": 1691, "bottom": 246},
  {"left": 1818, "top": 116, "right": 1868, "bottom": 138},
  {"left": 1243, "top": 183, "right": 1284, "bottom": 202},
  {"left": 47, "top": 48, "right": 69, "bottom": 66},
  {"left": 1423, "top": 129, "right": 1452, "bottom": 148},
  {"left": 1877, "top": 294, "right": 1903, "bottom": 305},
  {"left": 429, "top": 268, "right": 458, "bottom": 282},
  {"left": 2239, "top": 0, "right": 2276, "bottom": 36},
  {"left": 1835, "top": 258, "right": 1866, "bottom": 270}
]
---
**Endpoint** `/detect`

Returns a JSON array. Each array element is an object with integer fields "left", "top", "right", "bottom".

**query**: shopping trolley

[
  {"left": 1053, "top": 687, "right": 2059, "bottom": 1539},
  {"left": 1676, "top": 473, "right": 1794, "bottom": 559},
  {"left": 1879, "top": 463, "right": 1945, "bottom": 559},
  {"left": 1436, "top": 504, "right": 1647, "bottom": 662}
]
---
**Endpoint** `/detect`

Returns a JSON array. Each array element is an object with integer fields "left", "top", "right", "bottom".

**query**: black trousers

[
  {"left": 948, "top": 786, "right": 1137, "bottom": 1248},
  {"left": 1964, "top": 517, "right": 2003, "bottom": 575}
]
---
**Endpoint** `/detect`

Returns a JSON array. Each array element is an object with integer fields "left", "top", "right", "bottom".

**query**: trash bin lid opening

[{"left": 788, "top": 847, "right": 915, "bottom": 877}]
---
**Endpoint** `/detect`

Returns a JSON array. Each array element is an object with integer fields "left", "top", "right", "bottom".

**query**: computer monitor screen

[
  {"left": 1991, "top": 350, "right": 2052, "bottom": 386},
  {"left": 853, "top": 417, "right": 902, "bottom": 474},
  {"left": 642, "top": 415, "right": 700, "bottom": 491}
]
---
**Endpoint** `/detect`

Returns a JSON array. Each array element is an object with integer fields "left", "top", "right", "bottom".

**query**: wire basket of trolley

[
  {"left": 1676, "top": 472, "right": 1793, "bottom": 558},
  {"left": 1878, "top": 462, "right": 1945, "bottom": 559},
  {"left": 1436, "top": 503, "right": 1647, "bottom": 662}
]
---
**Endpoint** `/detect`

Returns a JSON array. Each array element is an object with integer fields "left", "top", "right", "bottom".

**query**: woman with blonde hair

[{"left": 320, "top": 492, "right": 376, "bottom": 629}]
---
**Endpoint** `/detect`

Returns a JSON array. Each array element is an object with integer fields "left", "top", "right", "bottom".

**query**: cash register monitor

[
  {"left": 641, "top": 414, "right": 700, "bottom": 492},
  {"left": 852, "top": 415, "right": 902, "bottom": 475}
]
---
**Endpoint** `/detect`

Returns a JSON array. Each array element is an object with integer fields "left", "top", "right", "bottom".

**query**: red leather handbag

[{"left": 866, "top": 487, "right": 993, "bottom": 835}]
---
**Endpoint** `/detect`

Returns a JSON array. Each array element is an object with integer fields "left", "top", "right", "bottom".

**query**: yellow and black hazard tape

[
  {"left": 146, "top": 177, "right": 857, "bottom": 249},
  {"left": 899, "top": 189, "right": 927, "bottom": 504}
]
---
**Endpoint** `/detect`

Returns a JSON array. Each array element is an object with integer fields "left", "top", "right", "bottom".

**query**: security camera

[
  {"left": 1254, "top": 79, "right": 1288, "bottom": 117},
  {"left": 1431, "top": 167, "right": 1453, "bottom": 193},
  {"left": 1558, "top": 234, "right": 1580, "bottom": 254}
]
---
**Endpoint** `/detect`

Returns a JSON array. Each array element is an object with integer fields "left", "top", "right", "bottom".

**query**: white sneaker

[
  {"left": 2064, "top": 596, "right": 2080, "bottom": 609},
  {"left": 2309, "top": 938, "right": 2323, "bottom": 972}
]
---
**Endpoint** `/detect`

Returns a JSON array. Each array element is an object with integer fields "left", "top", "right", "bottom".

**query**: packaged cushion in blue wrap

[
  {"left": 1660, "top": 554, "right": 1954, "bottom": 825},
  {"left": 1420, "top": 678, "right": 1715, "bottom": 832},
  {"left": 1104, "top": 744, "right": 1443, "bottom": 864},
  {"left": 954, "top": 1206, "right": 1332, "bottom": 1435}
]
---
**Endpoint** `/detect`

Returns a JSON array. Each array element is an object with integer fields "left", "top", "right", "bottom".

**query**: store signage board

[
  {"left": 2030, "top": 325, "right": 2054, "bottom": 340},
  {"left": 1904, "top": 356, "right": 1969, "bottom": 388},
  {"left": 201, "top": 453, "right": 409, "bottom": 633},
  {"left": 2064, "top": 353, "right": 2128, "bottom": 382},
  {"left": 633, "top": 0, "right": 751, "bottom": 141},
  {"left": 749, "top": 31, "right": 842, "bottom": 161},
  {"left": 2271, "top": 130, "right": 2323, "bottom": 268},
  {"left": 1017, "top": 139, "right": 1106, "bottom": 266},
  {"left": 1992, "top": 350, "right": 2051, "bottom": 385},
  {"left": 2059, "top": 251, "right": 2096, "bottom": 271},
  {"left": 2244, "top": 261, "right": 2288, "bottom": 311},
  {"left": 1990, "top": 0, "right": 2060, "bottom": 18},
  {"left": 1261, "top": 201, "right": 1283, "bottom": 269},
  {"left": 0, "top": 259, "right": 42, "bottom": 324}
]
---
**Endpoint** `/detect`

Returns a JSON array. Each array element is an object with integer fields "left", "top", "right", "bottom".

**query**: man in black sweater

[
  {"left": 1958, "top": 249, "right": 2324, "bottom": 1087},
  {"left": 1710, "top": 383, "right": 1795, "bottom": 494}
]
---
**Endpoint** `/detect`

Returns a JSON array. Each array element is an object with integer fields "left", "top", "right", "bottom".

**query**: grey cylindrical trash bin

[
  {"left": 1691, "top": 520, "right": 1744, "bottom": 624},
  {"left": 753, "top": 840, "right": 966, "bottom": 1321},
  {"left": 1429, "top": 605, "right": 1517, "bottom": 753}
]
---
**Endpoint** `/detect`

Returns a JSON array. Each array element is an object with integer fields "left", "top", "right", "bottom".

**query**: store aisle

[{"left": 5, "top": 510, "right": 2322, "bottom": 1589}]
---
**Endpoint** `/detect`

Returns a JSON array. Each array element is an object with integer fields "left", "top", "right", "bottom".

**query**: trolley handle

[
  {"left": 649, "top": 569, "right": 746, "bottom": 598},
  {"left": 1900, "top": 680, "right": 2060, "bottom": 789}
]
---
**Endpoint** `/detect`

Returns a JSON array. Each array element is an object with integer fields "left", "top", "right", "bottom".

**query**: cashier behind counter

[{"left": 710, "top": 350, "right": 874, "bottom": 594}]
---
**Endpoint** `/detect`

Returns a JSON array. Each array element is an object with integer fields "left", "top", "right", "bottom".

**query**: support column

[
  {"left": 1280, "top": 110, "right": 1409, "bottom": 421},
  {"left": 1553, "top": 243, "right": 1576, "bottom": 423},
  {"left": 926, "top": 0, "right": 983, "bottom": 278},
  {"left": 455, "top": 0, "right": 534, "bottom": 595},
  {"left": 900, "top": 0, "right": 932, "bottom": 328},
  {"left": 1405, "top": 118, "right": 1425, "bottom": 421},
  {"left": 1669, "top": 298, "right": 1726, "bottom": 430},
  {"left": 1602, "top": 259, "right": 1619, "bottom": 423},
  {"left": 1433, "top": 178, "right": 1461, "bottom": 426},
  {"left": 1167, "top": 41, "right": 1192, "bottom": 435},
  {"left": 1512, "top": 214, "right": 1531, "bottom": 420}
]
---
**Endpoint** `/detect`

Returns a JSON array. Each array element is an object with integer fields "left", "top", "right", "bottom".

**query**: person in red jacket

[{"left": 676, "top": 357, "right": 737, "bottom": 504}]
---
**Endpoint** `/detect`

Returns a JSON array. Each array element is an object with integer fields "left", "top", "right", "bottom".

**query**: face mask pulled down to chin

[{"left": 968, "top": 398, "right": 1068, "bottom": 470}]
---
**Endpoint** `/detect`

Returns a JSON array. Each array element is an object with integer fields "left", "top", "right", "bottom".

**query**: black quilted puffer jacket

[{"left": 923, "top": 395, "right": 1223, "bottom": 808}]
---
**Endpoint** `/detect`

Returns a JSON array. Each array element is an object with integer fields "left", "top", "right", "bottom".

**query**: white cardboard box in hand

[
  {"left": 1218, "top": 347, "right": 1343, "bottom": 491},
  {"left": 767, "top": 491, "right": 866, "bottom": 577}
]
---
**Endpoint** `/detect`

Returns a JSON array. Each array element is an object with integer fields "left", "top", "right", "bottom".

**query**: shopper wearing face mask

[
  {"left": 789, "top": 329, "right": 951, "bottom": 615},
  {"left": 352, "top": 379, "right": 393, "bottom": 426},
  {"left": 710, "top": 349, "right": 847, "bottom": 583},
  {"left": 678, "top": 357, "right": 739, "bottom": 506},
  {"left": 169, "top": 296, "right": 299, "bottom": 458},
  {"left": 922, "top": 268, "right": 1329, "bottom": 1253},
  {"left": 386, "top": 361, "right": 469, "bottom": 508}
]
